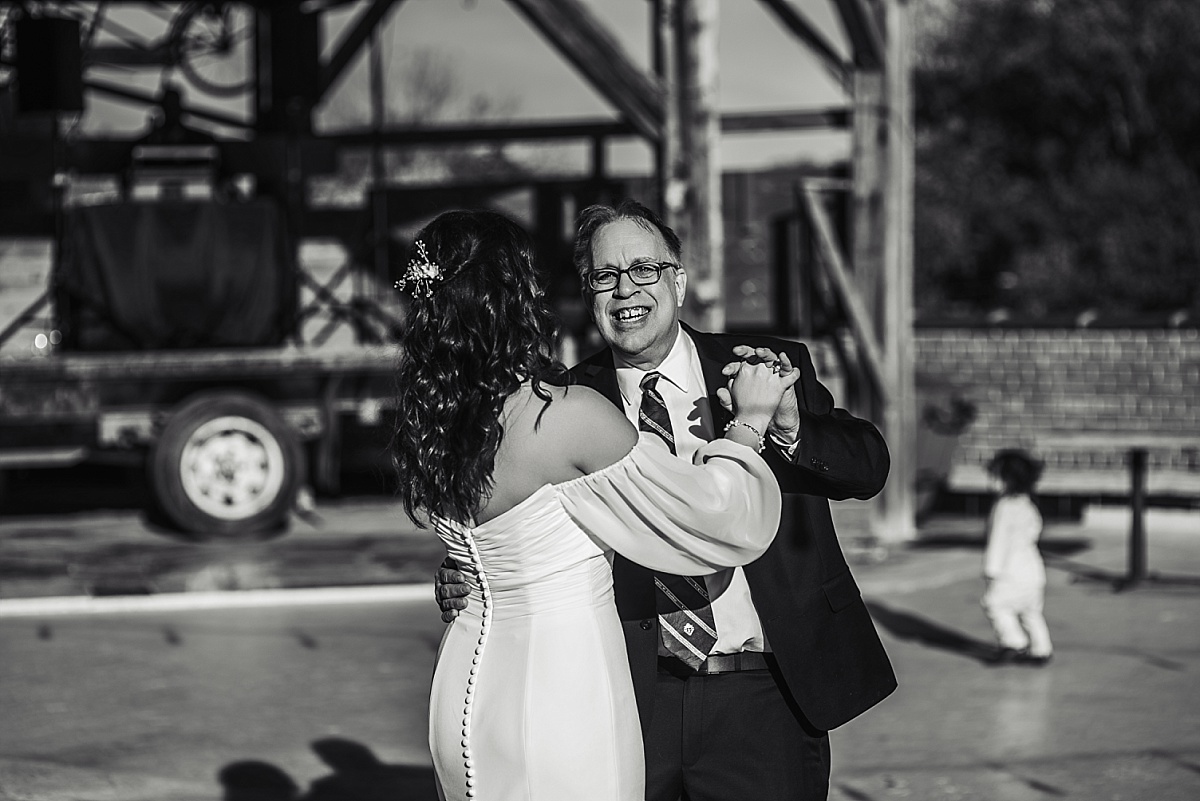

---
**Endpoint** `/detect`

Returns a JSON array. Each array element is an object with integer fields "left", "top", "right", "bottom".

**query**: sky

[{"left": 78, "top": 0, "right": 854, "bottom": 173}]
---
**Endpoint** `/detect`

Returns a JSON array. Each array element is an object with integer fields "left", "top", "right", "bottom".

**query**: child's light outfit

[{"left": 982, "top": 493, "right": 1052, "bottom": 657}]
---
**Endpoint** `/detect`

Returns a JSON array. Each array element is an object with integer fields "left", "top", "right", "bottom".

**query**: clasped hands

[{"left": 717, "top": 345, "right": 802, "bottom": 444}]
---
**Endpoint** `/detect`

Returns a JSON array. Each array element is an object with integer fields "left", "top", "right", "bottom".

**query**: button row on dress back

[{"left": 457, "top": 525, "right": 491, "bottom": 799}]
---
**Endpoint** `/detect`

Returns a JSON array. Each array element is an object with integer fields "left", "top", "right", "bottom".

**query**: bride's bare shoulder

[
  {"left": 530, "top": 384, "right": 636, "bottom": 472},
  {"left": 538, "top": 383, "right": 626, "bottom": 426}
]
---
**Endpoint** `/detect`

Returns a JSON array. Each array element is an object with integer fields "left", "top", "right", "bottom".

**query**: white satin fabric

[{"left": 428, "top": 435, "right": 780, "bottom": 801}]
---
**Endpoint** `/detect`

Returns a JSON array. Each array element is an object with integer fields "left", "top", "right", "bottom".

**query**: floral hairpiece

[{"left": 395, "top": 240, "right": 442, "bottom": 298}]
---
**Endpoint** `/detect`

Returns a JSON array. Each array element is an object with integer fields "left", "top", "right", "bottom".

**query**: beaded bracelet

[{"left": 723, "top": 419, "right": 766, "bottom": 453}]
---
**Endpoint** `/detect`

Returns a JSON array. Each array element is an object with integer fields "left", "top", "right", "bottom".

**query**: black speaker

[
  {"left": 256, "top": 6, "right": 320, "bottom": 132},
  {"left": 15, "top": 17, "right": 84, "bottom": 113}
]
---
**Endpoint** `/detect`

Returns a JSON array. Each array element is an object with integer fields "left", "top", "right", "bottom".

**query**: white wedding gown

[{"left": 428, "top": 435, "right": 781, "bottom": 801}]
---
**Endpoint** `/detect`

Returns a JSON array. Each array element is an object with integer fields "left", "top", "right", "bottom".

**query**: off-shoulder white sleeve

[{"left": 554, "top": 433, "right": 781, "bottom": 575}]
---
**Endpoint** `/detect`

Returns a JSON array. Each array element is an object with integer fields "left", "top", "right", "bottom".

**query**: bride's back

[{"left": 428, "top": 381, "right": 648, "bottom": 801}]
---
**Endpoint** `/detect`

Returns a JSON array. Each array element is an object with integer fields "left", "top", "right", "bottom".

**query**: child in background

[{"left": 982, "top": 449, "right": 1053, "bottom": 666}]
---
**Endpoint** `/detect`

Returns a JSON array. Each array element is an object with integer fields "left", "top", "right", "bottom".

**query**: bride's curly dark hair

[{"left": 391, "top": 209, "right": 566, "bottom": 525}]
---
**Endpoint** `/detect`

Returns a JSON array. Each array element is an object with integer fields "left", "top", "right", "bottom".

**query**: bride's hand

[
  {"left": 729, "top": 346, "right": 801, "bottom": 438},
  {"left": 718, "top": 356, "right": 800, "bottom": 433}
]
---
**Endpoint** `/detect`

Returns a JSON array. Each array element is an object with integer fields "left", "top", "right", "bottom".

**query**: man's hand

[
  {"left": 718, "top": 345, "right": 801, "bottom": 442},
  {"left": 435, "top": 557, "right": 470, "bottom": 623}
]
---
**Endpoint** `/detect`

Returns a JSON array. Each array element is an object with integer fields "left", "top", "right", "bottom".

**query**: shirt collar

[{"left": 614, "top": 326, "right": 697, "bottom": 407}]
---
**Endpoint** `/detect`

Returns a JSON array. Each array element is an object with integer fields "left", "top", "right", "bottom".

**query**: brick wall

[{"left": 914, "top": 328, "right": 1200, "bottom": 498}]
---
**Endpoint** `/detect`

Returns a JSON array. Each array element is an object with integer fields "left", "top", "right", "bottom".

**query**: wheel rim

[
  {"left": 178, "top": 415, "right": 287, "bottom": 521},
  {"left": 175, "top": 4, "right": 255, "bottom": 97}
]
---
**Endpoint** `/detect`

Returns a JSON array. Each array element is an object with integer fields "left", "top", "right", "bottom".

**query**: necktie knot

[{"left": 640, "top": 371, "right": 662, "bottom": 392}]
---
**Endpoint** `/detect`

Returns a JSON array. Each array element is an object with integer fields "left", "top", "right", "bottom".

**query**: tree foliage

[{"left": 912, "top": 0, "right": 1200, "bottom": 321}]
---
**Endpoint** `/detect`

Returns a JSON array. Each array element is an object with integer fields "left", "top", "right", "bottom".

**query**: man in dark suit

[{"left": 439, "top": 199, "right": 895, "bottom": 800}]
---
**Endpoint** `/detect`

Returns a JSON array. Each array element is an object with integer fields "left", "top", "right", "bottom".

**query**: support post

[
  {"left": 652, "top": 0, "right": 677, "bottom": 214},
  {"left": 875, "top": 0, "right": 917, "bottom": 542},
  {"left": 675, "top": 0, "right": 723, "bottom": 332},
  {"left": 590, "top": 135, "right": 607, "bottom": 182},
  {"left": 847, "top": 2, "right": 916, "bottom": 543},
  {"left": 1126, "top": 448, "right": 1149, "bottom": 588},
  {"left": 368, "top": 24, "right": 387, "bottom": 346},
  {"left": 848, "top": 41, "right": 887, "bottom": 499},
  {"left": 850, "top": 69, "right": 884, "bottom": 340}
]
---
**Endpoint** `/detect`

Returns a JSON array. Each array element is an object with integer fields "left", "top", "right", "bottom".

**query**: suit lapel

[{"left": 574, "top": 349, "right": 621, "bottom": 406}]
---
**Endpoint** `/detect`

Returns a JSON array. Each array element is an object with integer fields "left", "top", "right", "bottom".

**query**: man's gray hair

[{"left": 573, "top": 199, "right": 683, "bottom": 278}]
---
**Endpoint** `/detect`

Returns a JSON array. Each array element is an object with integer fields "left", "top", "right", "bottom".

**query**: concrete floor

[{"left": 1, "top": 497, "right": 1197, "bottom": 801}]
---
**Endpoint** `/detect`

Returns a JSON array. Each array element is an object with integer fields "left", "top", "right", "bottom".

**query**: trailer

[
  {"left": 0, "top": 342, "right": 397, "bottom": 536},
  {"left": 0, "top": 169, "right": 404, "bottom": 537}
]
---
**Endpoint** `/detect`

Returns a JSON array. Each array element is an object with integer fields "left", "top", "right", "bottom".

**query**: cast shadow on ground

[
  {"left": 219, "top": 737, "right": 438, "bottom": 801},
  {"left": 909, "top": 535, "right": 1092, "bottom": 557},
  {"left": 865, "top": 600, "right": 997, "bottom": 664},
  {"left": 1042, "top": 552, "right": 1200, "bottom": 593}
]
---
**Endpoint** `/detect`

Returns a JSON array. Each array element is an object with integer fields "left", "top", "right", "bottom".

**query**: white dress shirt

[{"left": 614, "top": 327, "right": 769, "bottom": 656}]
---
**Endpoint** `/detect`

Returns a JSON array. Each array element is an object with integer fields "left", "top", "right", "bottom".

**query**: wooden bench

[{"left": 1036, "top": 433, "right": 1200, "bottom": 588}]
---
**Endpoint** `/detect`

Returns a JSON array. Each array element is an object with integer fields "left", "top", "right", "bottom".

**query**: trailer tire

[{"left": 150, "top": 392, "right": 304, "bottom": 538}]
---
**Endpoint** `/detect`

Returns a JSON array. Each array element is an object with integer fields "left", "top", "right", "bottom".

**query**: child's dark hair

[{"left": 987, "top": 449, "right": 1044, "bottom": 495}]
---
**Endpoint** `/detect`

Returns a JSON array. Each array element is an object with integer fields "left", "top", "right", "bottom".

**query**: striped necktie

[
  {"left": 638, "top": 372, "right": 676, "bottom": 455},
  {"left": 655, "top": 574, "right": 718, "bottom": 670},
  {"left": 638, "top": 371, "right": 717, "bottom": 670}
]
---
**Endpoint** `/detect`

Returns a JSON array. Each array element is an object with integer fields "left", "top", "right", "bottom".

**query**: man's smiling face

[{"left": 586, "top": 218, "right": 686, "bottom": 370}]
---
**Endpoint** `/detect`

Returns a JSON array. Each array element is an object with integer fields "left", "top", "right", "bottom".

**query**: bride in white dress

[{"left": 391, "top": 210, "right": 797, "bottom": 801}]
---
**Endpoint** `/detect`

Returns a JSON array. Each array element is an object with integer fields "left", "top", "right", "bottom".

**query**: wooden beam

[
  {"left": 0, "top": 291, "right": 49, "bottom": 349},
  {"left": 799, "top": 182, "right": 887, "bottom": 398},
  {"left": 85, "top": 44, "right": 171, "bottom": 67},
  {"left": 833, "top": 0, "right": 886, "bottom": 71},
  {"left": 506, "top": 0, "right": 664, "bottom": 142},
  {"left": 756, "top": 0, "right": 851, "bottom": 92},
  {"left": 320, "top": 110, "right": 850, "bottom": 146},
  {"left": 85, "top": 79, "right": 253, "bottom": 130},
  {"left": 323, "top": 118, "right": 637, "bottom": 146},
  {"left": 721, "top": 107, "right": 851, "bottom": 133},
  {"left": 14, "top": 106, "right": 844, "bottom": 174},
  {"left": 315, "top": 0, "right": 402, "bottom": 101}
]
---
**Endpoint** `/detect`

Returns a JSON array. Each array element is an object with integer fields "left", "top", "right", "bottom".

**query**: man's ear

[
  {"left": 673, "top": 268, "right": 687, "bottom": 308},
  {"left": 580, "top": 283, "right": 596, "bottom": 321}
]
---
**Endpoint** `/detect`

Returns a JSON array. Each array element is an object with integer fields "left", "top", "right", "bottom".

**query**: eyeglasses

[{"left": 584, "top": 261, "right": 677, "bottom": 292}]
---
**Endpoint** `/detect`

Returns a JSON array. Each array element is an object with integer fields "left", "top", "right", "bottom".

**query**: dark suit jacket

[{"left": 570, "top": 324, "right": 897, "bottom": 733}]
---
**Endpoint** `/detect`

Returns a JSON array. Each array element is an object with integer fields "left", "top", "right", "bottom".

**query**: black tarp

[{"left": 56, "top": 200, "right": 295, "bottom": 350}]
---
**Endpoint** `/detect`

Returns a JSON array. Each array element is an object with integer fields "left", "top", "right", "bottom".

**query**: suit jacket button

[{"left": 640, "top": 620, "right": 653, "bottom": 630}]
